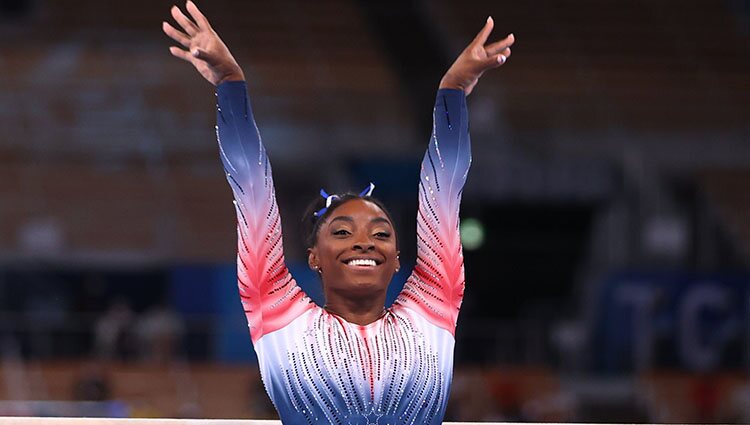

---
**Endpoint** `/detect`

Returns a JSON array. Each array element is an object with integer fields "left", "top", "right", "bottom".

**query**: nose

[
  {"left": 352, "top": 233, "right": 375, "bottom": 252},
  {"left": 353, "top": 243, "right": 375, "bottom": 252}
]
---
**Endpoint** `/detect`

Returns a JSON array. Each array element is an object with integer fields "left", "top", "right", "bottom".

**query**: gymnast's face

[{"left": 308, "top": 198, "right": 400, "bottom": 301}]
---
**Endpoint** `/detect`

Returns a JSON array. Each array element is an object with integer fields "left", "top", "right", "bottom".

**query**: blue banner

[{"left": 592, "top": 271, "right": 749, "bottom": 372}]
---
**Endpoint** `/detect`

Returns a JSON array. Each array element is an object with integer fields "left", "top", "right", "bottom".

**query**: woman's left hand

[
  {"left": 439, "top": 17, "right": 514, "bottom": 95},
  {"left": 162, "top": 1, "right": 244, "bottom": 86}
]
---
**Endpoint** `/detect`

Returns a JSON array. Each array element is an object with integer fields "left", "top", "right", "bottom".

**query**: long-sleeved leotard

[{"left": 216, "top": 81, "right": 470, "bottom": 425}]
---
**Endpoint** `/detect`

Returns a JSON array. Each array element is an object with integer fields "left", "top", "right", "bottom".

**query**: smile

[{"left": 343, "top": 258, "right": 381, "bottom": 268}]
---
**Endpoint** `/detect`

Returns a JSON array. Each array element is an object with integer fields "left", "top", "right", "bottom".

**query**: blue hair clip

[
  {"left": 359, "top": 182, "right": 375, "bottom": 197},
  {"left": 313, "top": 182, "right": 376, "bottom": 218},
  {"left": 313, "top": 189, "right": 339, "bottom": 218}
]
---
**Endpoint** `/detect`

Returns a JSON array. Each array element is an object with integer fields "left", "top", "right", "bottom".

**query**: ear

[
  {"left": 307, "top": 247, "right": 319, "bottom": 271},
  {"left": 395, "top": 250, "right": 401, "bottom": 273}
]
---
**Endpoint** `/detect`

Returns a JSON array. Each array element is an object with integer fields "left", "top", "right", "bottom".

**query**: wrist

[
  {"left": 439, "top": 74, "right": 467, "bottom": 92},
  {"left": 217, "top": 72, "right": 245, "bottom": 85}
]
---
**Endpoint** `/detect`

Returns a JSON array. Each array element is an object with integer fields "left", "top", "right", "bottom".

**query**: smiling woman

[
  {"left": 306, "top": 197, "right": 401, "bottom": 324},
  {"left": 163, "top": 1, "right": 513, "bottom": 423}
]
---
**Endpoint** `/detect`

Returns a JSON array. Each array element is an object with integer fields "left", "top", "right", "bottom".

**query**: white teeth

[{"left": 347, "top": 259, "right": 377, "bottom": 267}]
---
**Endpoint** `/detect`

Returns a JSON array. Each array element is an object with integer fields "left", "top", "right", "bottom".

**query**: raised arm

[
  {"left": 164, "top": 2, "right": 313, "bottom": 344},
  {"left": 394, "top": 18, "right": 514, "bottom": 334}
]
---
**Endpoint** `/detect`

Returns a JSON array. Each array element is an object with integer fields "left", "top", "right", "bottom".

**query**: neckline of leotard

[{"left": 323, "top": 306, "right": 390, "bottom": 330}]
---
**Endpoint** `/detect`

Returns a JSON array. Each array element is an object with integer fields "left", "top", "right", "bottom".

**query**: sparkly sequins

[{"left": 256, "top": 309, "right": 453, "bottom": 425}]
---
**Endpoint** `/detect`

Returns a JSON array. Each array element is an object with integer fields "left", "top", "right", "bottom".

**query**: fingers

[
  {"left": 185, "top": 1, "right": 211, "bottom": 31},
  {"left": 162, "top": 21, "right": 191, "bottom": 48},
  {"left": 485, "top": 33, "right": 515, "bottom": 56},
  {"left": 471, "top": 16, "right": 494, "bottom": 47},
  {"left": 482, "top": 33, "right": 514, "bottom": 71},
  {"left": 501, "top": 47, "right": 511, "bottom": 61},
  {"left": 171, "top": 5, "right": 198, "bottom": 36},
  {"left": 481, "top": 47, "right": 511, "bottom": 70},
  {"left": 169, "top": 46, "right": 193, "bottom": 63}
]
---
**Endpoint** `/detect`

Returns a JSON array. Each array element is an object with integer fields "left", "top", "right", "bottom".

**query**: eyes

[{"left": 331, "top": 228, "right": 391, "bottom": 239}]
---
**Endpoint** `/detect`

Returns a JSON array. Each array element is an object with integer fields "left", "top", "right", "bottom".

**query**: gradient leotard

[{"left": 216, "top": 81, "right": 470, "bottom": 425}]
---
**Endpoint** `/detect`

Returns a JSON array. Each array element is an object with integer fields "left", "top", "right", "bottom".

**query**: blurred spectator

[
  {"left": 134, "top": 302, "right": 185, "bottom": 363},
  {"left": 94, "top": 298, "right": 136, "bottom": 360}
]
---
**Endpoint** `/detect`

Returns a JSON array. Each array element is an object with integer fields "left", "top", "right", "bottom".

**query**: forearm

[
  {"left": 418, "top": 88, "right": 470, "bottom": 271},
  {"left": 216, "top": 80, "right": 279, "bottom": 288},
  {"left": 425, "top": 88, "right": 471, "bottom": 196},
  {"left": 216, "top": 81, "right": 271, "bottom": 203}
]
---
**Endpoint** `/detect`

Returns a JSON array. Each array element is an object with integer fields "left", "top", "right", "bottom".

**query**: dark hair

[{"left": 302, "top": 193, "right": 397, "bottom": 249}]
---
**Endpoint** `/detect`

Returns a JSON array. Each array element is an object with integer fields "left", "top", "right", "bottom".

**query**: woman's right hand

[
  {"left": 162, "top": 1, "right": 245, "bottom": 86},
  {"left": 439, "top": 17, "right": 513, "bottom": 95}
]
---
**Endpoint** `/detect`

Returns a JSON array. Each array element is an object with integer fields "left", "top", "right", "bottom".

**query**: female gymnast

[{"left": 163, "top": 2, "right": 513, "bottom": 423}]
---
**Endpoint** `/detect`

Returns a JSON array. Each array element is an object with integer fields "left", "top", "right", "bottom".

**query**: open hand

[
  {"left": 440, "top": 17, "right": 514, "bottom": 95},
  {"left": 162, "top": 1, "right": 245, "bottom": 86}
]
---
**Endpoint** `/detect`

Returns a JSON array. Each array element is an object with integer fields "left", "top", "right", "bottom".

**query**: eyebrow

[{"left": 329, "top": 216, "right": 392, "bottom": 226}]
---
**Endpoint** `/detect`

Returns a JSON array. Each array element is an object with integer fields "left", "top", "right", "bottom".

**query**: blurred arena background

[{"left": 0, "top": 0, "right": 749, "bottom": 422}]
